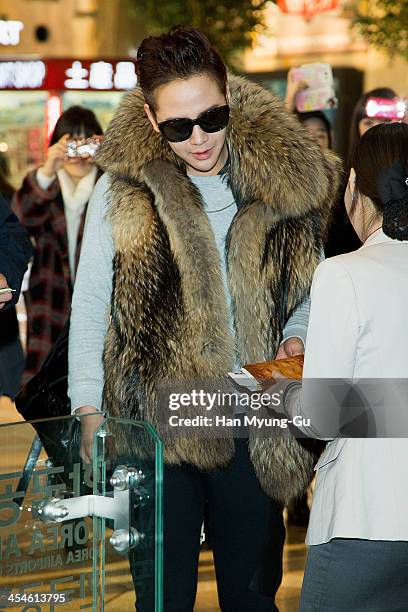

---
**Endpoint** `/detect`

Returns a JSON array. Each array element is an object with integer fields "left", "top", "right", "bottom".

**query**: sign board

[
  {"left": 0, "top": 21, "right": 24, "bottom": 46},
  {"left": 0, "top": 59, "right": 137, "bottom": 91},
  {"left": 278, "top": 0, "right": 340, "bottom": 19}
]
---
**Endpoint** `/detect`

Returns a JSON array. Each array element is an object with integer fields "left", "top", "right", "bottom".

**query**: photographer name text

[{"left": 167, "top": 414, "right": 310, "bottom": 430}]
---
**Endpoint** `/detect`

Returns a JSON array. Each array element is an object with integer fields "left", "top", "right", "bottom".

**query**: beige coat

[{"left": 296, "top": 230, "right": 408, "bottom": 544}]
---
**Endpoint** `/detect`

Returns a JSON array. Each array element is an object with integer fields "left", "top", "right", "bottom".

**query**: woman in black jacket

[{"left": 0, "top": 155, "right": 33, "bottom": 398}]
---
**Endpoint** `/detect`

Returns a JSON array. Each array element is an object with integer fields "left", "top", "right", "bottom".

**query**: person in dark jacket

[
  {"left": 0, "top": 183, "right": 33, "bottom": 397},
  {"left": 13, "top": 106, "right": 103, "bottom": 383},
  {"left": 0, "top": 196, "right": 32, "bottom": 309}
]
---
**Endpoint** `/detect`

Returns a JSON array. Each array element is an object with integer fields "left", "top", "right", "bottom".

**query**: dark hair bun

[
  {"left": 378, "top": 160, "right": 408, "bottom": 240},
  {"left": 378, "top": 160, "right": 408, "bottom": 206}
]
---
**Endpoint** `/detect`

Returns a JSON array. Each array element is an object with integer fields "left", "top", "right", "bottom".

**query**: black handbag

[{"left": 15, "top": 320, "right": 81, "bottom": 483}]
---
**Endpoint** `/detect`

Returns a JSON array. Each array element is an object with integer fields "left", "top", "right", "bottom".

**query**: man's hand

[
  {"left": 275, "top": 337, "right": 304, "bottom": 360},
  {"left": 0, "top": 274, "right": 13, "bottom": 309},
  {"left": 76, "top": 406, "right": 105, "bottom": 464}
]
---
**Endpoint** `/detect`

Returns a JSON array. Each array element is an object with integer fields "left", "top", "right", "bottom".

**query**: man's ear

[{"left": 144, "top": 103, "right": 160, "bottom": 133}]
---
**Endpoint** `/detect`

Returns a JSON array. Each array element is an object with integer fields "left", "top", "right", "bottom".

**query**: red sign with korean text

[
  {"left": 277, "top": 0, "right": 340, "bottom": 19},
  {"left": 0, "top": 58, "right": 137, "bottom": 91}
]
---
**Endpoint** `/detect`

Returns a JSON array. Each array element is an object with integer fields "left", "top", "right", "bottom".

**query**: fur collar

[
  {"left": 100, "top": 75, "right": 341, "bottom": 503},
  {"left": 97, "top": 75, "right": 341, "bottom": 221}
]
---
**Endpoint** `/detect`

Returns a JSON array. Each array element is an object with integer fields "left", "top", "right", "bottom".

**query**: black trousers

[{"left": 131, "top": 438, "right": 285, "bottom": 611}]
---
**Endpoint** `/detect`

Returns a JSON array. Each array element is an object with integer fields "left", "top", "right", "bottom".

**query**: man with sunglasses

[{"left": 69, "top": 26, "right": 340, "bottom": 611}]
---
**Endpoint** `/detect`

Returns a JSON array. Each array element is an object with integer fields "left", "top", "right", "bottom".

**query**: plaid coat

[{"left": 13, "top": 170, "right": 90, "bottom": 383}]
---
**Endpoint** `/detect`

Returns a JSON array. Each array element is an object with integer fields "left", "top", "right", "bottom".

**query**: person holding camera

[{"left": 13, "top": 106, "right": 103, "bottom": 383}]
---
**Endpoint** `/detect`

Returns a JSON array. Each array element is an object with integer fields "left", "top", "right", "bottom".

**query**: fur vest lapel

[{"left": 97, "top": 75, "right": 341, "bottom": 504}]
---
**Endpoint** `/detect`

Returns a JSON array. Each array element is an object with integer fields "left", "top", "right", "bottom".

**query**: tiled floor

[{"left": 195, "top": 527, "right": 306, "bottom": 611}]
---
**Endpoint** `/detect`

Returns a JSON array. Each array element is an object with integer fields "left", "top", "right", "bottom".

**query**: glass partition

[
  {"left": 93, "top": 417, "right": 163, "bottom": 611},
  {"left": 0, "top": 416, "right": 163, "bottom": 611}
]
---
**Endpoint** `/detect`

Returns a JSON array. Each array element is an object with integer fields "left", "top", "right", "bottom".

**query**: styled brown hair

[
  {"left": 352, "top": 122, "right": 408, "bottom": 213},
  {"left": 136, "top": 26, "right": 227, "bottom": 110}
]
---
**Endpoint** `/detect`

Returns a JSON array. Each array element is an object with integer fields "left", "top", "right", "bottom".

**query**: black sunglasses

[{"left": 158, "top": 105, "right": 230, "bottom": 143}]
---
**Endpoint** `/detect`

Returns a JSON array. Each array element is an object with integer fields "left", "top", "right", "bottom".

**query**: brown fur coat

[{"left": 96, "top": 75, "right": 341, "bottom": 504}]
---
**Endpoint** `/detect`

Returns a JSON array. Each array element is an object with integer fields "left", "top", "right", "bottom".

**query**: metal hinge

[{"left": 34, "top": 466, "right": 145, "bottom": 554}]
